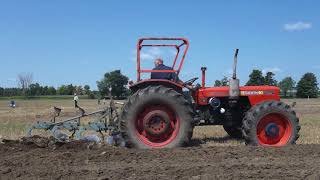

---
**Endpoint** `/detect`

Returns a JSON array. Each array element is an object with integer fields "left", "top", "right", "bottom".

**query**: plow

[
  {"left": 27, "top": 37, "right": 300, "bottom": 149},
  {"left": 27, "top": 92, "right": 124, "bottom": 145}
]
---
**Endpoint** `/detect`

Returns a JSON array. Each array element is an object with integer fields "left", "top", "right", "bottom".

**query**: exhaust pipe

[
  {"left": 201, "top": 67, "right": 207, "bottom": 88},
  {"left": 232, "top": 49, "right": 239, "bottom": 80},
  {"left": 229, "top": 49, "right": 240, "bottom": 99}
]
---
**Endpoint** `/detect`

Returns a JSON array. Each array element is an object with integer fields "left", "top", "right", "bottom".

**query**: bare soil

[{"left": 1, "top": 136, "right": 320, "bottom": 180}]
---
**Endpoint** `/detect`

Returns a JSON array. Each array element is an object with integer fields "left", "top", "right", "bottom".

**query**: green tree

[
  {"left": 246, "top": 69, "right": 264, "bottom": 86},
  {"left": 278, "top": 77, "right": 295, "bottom": 97},
  {"left": 84, "top": 85, "right": 90, "bottom": 95},
  {"left": 47, "top": 86, "right": 57, "bottom": 95},
  {"left": 214, "top": 80, "right": 222, "bottom": 87},
  {"left": 97, "top": 70, "right": 129, "bottom": 98},
  {"left": 57, "top": 85, "right": 67, "bottom": 95},
  {"left": 221, "top": 77, "right": 228, "bottom": 86},
  {"left": 42, "top": 86, "right": 49, "bottom": 95},
  {"left": 3, "top": 88, "right": 22, "bottom": 96},
  {"left": 28, "top": 83, "right": 41, "bottom": 96},
  {"left": 214, "top": 77, "right": 228, "bottom": 87},
  {"left": 0, "top": 87, "right": 4, "bottom": 96},
  {"left": 296, "top": 72, "right": 319, "bottom": 98},
  {"left": 66, "top": 84, "right": 76, "bottom": 95},
  {"left": 57, "top": 84, "right": 75, "bottom": 95},
  {"left": 83, "top": 85, "right": 95, "bottom": 99},
  {"left": 264, "top": 72, "right": 277, "bottom": 86},
  {"left": 0, "top": 88, "right": 3, "bottom": 96}
]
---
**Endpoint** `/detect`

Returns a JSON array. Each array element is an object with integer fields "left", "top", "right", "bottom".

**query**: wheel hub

[
  {"left": 143, "top": 110, "right": 171, "bottom": 136},
  {"left": 265, "top": 123, "right": 279, "bottom": 138}
]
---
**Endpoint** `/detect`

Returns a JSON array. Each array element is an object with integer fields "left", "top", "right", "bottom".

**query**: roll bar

[{"left": 136, "top": 37, "right": 189, "bottom": 81}]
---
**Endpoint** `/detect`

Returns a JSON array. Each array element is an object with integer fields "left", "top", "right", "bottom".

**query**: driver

[
  {"left": 151, "top": 58, "right": 194, "bottom": 89},
  {"left": 150, "top": 58, "right": 178, "bottom": 81}
]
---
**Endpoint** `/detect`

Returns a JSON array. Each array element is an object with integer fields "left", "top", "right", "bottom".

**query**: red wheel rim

[
  {"left": 257, "top": 113, "right": 292, "bottom": 146},
  {"left": 135, "top": 105, "right": 180, "bottom": 148}
]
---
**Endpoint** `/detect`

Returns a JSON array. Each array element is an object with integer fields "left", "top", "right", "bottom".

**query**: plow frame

[{"left": 27, "top": 95, "right": 121, "bottom": 142}]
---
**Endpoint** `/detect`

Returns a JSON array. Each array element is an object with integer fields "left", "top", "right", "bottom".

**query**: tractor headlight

[{"left": 208, "top": 97, "right": 221, "bottom": 109}]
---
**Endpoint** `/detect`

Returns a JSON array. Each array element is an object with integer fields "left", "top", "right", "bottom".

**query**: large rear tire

[
  {"left": 120, "top": 85, "right": 194, "bottom": 149},
  {"left": 242, "top": 101, "right": 300, "bottom": 146}
]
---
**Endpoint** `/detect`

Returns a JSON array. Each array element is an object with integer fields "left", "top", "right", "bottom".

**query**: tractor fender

[{"left": 130, "top": 79, "right": 184, "bottom": 93}]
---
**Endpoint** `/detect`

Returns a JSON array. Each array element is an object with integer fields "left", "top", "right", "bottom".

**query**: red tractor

[{"left": 120, "top": 38, "right": 300, "bottom": 149}]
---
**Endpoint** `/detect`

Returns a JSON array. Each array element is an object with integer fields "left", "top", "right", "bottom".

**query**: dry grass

[
  {"left": 0, "top": 99, "right": 103, "bottom": 139},
  {"left": 0, "top": 98, "right": 319, "bottom": 145}
]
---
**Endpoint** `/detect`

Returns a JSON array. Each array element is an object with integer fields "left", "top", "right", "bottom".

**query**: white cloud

[
  {"left": 130, "top": 47, "right": 162, "bottom": 62},
  {"left": 283, "top": 21, "right": 312, "bottom": 31},
  {"left": 140, "top": 47, "right": 162, "bottom": 61},
  {"left": 140, "top": 52, "right": 155, "bottom": 60},
  {"left": 131, "top": 47, "right": 178, "bottom": 62},
  {"left": 262, "top": 67, "right": 281, "bottom": 75}
]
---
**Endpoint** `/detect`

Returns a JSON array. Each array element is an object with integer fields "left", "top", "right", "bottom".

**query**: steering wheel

[{"left": 183, "top": 77, "right": 199, "bottom": 86}]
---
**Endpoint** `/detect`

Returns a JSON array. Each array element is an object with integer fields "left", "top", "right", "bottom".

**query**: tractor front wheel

[
  {"left": 242, "top": 101, "right": 300, "bottom": 146},
  {"left": 120, "top": 85, "right": 194, "bottom": 149}
]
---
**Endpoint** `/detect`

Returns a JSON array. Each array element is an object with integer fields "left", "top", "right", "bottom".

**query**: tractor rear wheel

[
  {"left": 242, "top": 101, "right": 300, "bottom": 146},
  {"left": 223, "top": 125, "right": 243, "bottom": 139},
  {"left": 120, "top": 85, "right": 194, "bottom": 149}
]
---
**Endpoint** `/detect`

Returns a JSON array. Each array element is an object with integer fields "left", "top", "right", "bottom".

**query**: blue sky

[{"left": 0, "top": 1, "right": 319, "bottom": 89}]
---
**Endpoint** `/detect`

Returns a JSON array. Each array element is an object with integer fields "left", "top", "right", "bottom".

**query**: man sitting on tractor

[
  {"left": 151, "top": 58, "right": 178, "bottom": 81},
  {"left": 151, "top": 58, "right": 195, "bottom": 90}
]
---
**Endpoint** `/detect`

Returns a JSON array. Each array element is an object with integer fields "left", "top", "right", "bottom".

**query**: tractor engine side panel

[
  {"left": 195, "top": 96, "right": 251, "bottom": 126},
  {"left": 241, "top": 86, "right": 280, "bottom": 105},
  {"left": 196, "top": 86, "right": 280, "bottom": 106}
]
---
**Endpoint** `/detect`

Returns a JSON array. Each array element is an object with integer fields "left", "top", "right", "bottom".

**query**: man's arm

[{"left": 171, "top": 72, "right": 184, "bottom": 84}]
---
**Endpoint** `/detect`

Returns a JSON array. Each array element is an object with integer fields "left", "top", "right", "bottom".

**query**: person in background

[
  {"left": 74, "top": 93, "right": 79, "bottom": 108},
  {"left": 9, "top": 100, "right": 16, "bottom": 108}
]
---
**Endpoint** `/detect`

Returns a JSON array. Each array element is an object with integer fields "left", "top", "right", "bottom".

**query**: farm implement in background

[{"left": 27, "top": 91, "right": 124, "bottom": 145}]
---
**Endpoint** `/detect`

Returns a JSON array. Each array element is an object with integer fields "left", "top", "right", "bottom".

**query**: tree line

[
  {"left": 0, "top": 83, "right": 95, "bottom": 98},
  {"left": 214, "top": 70, "right": 319, "bottom": 98},
  {"left": 0, "top": 70, "right": 129, "bottom": 99},
  {"left": 1, "top": 69, "right": 318, "bottom": 99},
  {"left": 99, "top": 69, "right": 319, "bottom": 98}
]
